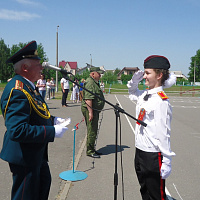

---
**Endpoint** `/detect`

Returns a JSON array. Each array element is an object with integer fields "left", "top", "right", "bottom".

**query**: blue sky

[{"left": 1, "top": 0, "right": 200, "bottom": 76}]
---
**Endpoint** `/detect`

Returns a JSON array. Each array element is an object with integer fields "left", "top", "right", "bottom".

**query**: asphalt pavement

[
  {"left": 0, "top": 98, "right": 87, "bottom": 200},
  {"left": 0, "top": 95, "right": 141, "bottom": 200},
  {"left": 64, "top": 95, "right": 200, "bottom": 200},
  {"left": 0, "top": 94, "right": 200, "bottom": 200}
]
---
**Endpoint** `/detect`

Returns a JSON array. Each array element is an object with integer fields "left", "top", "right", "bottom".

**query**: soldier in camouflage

[{"left": 81, "top": 67, "right": 105, "bottom": 158}]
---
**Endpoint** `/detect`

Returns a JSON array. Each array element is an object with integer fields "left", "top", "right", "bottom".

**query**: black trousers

[
  {"left": 9, "top": 161, "right": 51, "bottom": 200},
  {"left": 135, "top": 148, "right": 166, "bottom": 200},
  {"left": 61, "top": 89, "right": 69, "bottom": 106}
]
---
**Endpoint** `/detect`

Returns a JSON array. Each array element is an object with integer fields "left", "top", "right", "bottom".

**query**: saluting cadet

[
  {"left": 127, "top": 55, "right": 176, "bottom": 200},
  {"left": 0, "top": 41, "right": 70, "bottom": 200},
  {"left": 81, "top": 67, "right": 105, "bottom": 158}
]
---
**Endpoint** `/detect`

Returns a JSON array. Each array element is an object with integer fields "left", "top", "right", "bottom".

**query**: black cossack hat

[
  {"left": 144, "top": 55, "right": 170, "bottom": 70},
  {"left": 6, "top": 40, "right": 41, "bottom": 64}
]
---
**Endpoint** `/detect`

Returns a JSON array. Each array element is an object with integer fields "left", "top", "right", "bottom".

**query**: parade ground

[{"left": 0, "top": 94, "right": 200, "bottom": 200}]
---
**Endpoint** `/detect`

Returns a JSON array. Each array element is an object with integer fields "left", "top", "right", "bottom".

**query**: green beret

[{"left": 6, "top": 41, "right": 41, "bottom": 64}]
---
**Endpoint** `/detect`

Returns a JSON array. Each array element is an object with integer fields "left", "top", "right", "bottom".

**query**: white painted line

[
  {"left": 123, "top": 95, "right": 137, "bottom": 105},
  {"left": 115, "top": 95, "right": 174, "bottom": 200},
  {"left": 166, "top": 187, "right": 173, "bottom": 200},
  {"left": 115, "top": 95, "right": 135, "bottom": 135},
  {"left": 173, "top": 183, "right": 184, "bottom": 200}
]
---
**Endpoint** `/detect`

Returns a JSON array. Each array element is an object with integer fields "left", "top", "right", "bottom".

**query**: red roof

[
  {"left": 67, "top": 62, "right": 77, "bottom": 69},
  {"left": 59, "top": 61, "right": 77, "bottom": 69},
  {"left": 59, "top": 60, "right": 67, "bottom": 68}
]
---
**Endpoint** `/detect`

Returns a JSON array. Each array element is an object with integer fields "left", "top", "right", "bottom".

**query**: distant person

[
  {"left": 50, "top": 77, "right": 55, "bottom": 99},
  {"left": 0, "top": 41, "right": 70, "bottom": 200},
  {"left": 127, "top": 55, "right": 176, "bottom": 200},
  {"left": 46, "top": 78, "right": 51, "bottom": 100},
  {"left": 36, "top": 73, "right": 46, "bottom": 99},
  {"left": 100, "top": 80, "right": 105, "bottom": 93},
  {"left": 79, "top": 78, "right": 85, "bottom": 101},
  {"left": 71, "top": 79, "right": 79, "bottom": 103},
  {"left": 81, "top": 67, "right": 105, "bottom": 158},
  {"left": 61, "top": 76, "right": 69, "bottom": 107}
]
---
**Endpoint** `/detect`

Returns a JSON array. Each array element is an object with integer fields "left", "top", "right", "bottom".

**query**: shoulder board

[
  {"left": 15, "top": 80, "right": 24, "bottom": 91},
  {"left": 157, "top": 91, "right": 168, "bottom": 100}
]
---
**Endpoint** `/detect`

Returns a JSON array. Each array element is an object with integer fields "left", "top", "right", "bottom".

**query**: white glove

[
  {"left": 54, "top": 117, "right": 65, "bottom": 125},
  {"left": 160, "top": 156, "right": 172, "bottom": 179},
  {"left": 54, "top": 125, "right": 68, "bottom": 138},
  {"left": 127, "top": 70, "right": 144, "bottom": 88},
  {"left": 54, "top": 117, "right": 71, "bottom": 127},
  {"left": 163, "top": 72, "right": 176, "bottom": 88}
]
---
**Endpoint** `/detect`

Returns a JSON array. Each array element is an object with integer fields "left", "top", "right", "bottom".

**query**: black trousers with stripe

[{"left": 135, "top": 148, "right": 166, "bottom": 200}]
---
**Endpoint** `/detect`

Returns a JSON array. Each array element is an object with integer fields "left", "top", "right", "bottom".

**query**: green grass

[
  {"left": 1, "top": 82, "right": 200, "bottom": 93},
  {"left": 104, "top": 83, "right": 200, "bottom": 96},
  {"left": 0, "top": 82, "right": 200, "bottom": 102},
  {"left": 0, "top": 82, "right": 7, "bottom": 91}
]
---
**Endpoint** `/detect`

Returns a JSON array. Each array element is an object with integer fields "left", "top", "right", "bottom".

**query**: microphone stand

[{"left": 62, "top": 72, "right": 147, "bottom": 200}]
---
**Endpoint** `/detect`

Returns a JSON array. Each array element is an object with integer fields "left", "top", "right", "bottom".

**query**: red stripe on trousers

[
  {"left": 43, "top": 125, "right": 46, "bottom": 140},
  {"left": 21, "top": 169, "right": 27, "bottom": 200},
  {"left": 158, "top": 152, "right": 165, "bottom": 200}
]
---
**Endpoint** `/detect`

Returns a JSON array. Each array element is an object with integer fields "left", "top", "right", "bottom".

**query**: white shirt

[
  {"left": 37, "top": 79, "right": 46, "bottom": 91},
  {"left": 60, "top": 78, "right": 69, "bottom": 89},
  {"left": 46, "top": 82, "right": 51, "bottom": 89},
  {"left": 129, "top": 86, "right": 175, "bottom": 157},
  {"left": 50, "top": 80, "right": 55, "bottom": 89}
]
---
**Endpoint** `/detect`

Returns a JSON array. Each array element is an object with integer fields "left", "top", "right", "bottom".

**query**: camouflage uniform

[{"left": 81, "top": 76, "right": 105, "bottom": 155}]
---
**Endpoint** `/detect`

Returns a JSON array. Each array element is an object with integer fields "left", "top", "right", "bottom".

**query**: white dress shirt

[
  {"left": 129, "top": 86, "right": 175, "bottom": 157},
  {"left": 61, "top": 78, "right": 69, "bottom": 89}
]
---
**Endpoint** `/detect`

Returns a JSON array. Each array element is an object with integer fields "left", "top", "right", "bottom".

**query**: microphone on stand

[{"left": 42, "top": 62, "right": 72, "bottom": 75}]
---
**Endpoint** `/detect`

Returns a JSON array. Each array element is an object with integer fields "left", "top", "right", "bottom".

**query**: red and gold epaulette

[
  {"left": 15, "top": 80, "right": 24, "bottom": 91},
  {"left": 157, "top": 91, "right": 168, "bottom": 100}
]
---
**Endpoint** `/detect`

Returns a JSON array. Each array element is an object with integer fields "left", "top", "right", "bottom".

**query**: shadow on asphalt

[
  {"left": 82, "top": 145, "right": 130, "bottom": 173},
  {"left": 47, "top": 104, "right": 81, "bottom": 109},
  {"left": 48, "top": 107, "right": 60, "bottom": 110},
  {"left": 97, "top": 144, "right": 130, "bottom": 155},
  {"left": 167, "top": 195, "right": 177, "bottom": 200},
  {"left": 67, "top": 104, "right": 81, "bottom": 107}
]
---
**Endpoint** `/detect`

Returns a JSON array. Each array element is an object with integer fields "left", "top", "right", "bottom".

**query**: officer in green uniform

[
  {"left": 81, "top": 67, "right": 105, "bottom": 158},
  {"left": 0, "top": 41, "right": 69, "bottom": 200}
]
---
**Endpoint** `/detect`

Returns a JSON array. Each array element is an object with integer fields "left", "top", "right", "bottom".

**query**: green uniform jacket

[
  {"left": 81, "top": 76, "right": 105, "bottom": 111},
  {"left": 0, "top": 75, "right": 55, "bottom": 167}
]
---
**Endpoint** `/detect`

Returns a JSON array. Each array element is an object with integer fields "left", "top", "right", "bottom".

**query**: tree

[
  {"left": 0, "top": 40, "right": 50, "bottom": 82},
  {"left": 74, "top": 73, "right": 81, "bottom": 81},
  {"left": 120, "top": 74, "right": 132, "bottom": 82},
  {"left": 114, "top": 68, "right": 121, "bottom": 76},
  {"left": 0, "top": 39, "right": 11, "bottom": 82},
  {"left": 188, "top": 50, "right": 200, "bottom": 82},
  {"left": 8, "top": 43, "right": 27, "bottom": 79},
  {"left": 81, "top": 69, "right": 90, "bottom": 80},
  {"left": 101, "top": 71, "right": 117, "bottom": 83}
]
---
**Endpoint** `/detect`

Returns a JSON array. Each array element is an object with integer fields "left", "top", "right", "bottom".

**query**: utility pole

[
  {"left": 56, "top": 25, "right": 59, "bottom": 92},
  {"left": 194, "top": 60, "right": 196, "bottom": 85},
  {"left": 90, "top": 54, "right": 92, "bottom": 68}
]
